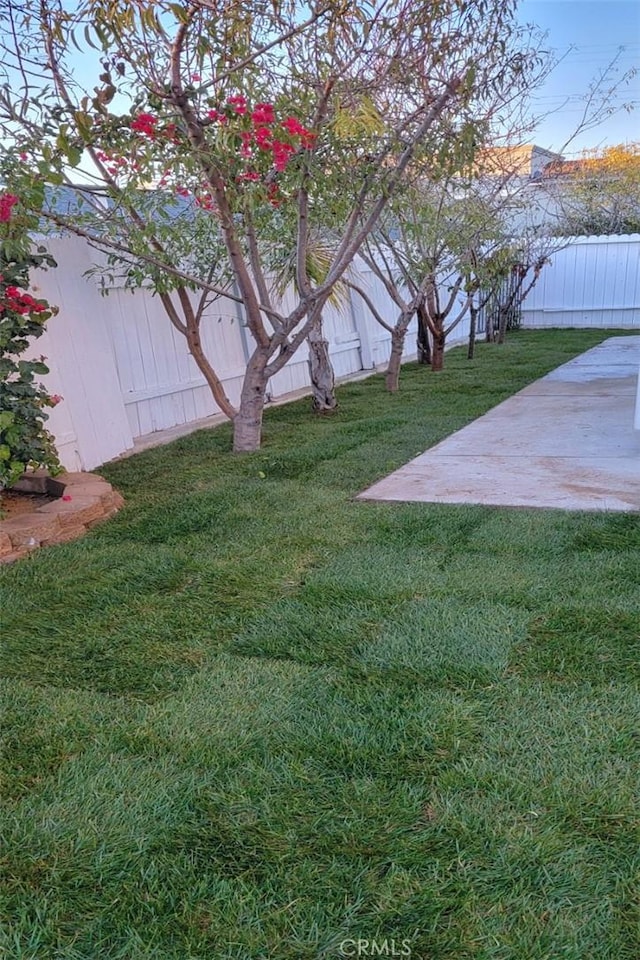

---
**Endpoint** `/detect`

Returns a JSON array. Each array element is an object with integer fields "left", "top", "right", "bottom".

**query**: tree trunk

[
  {"left": 486, "top": 313, "right": 494, "bottom": 343},
  {"left": 467, "top": 303, "right": 477, "bottom": 360},
  {"left": 307, "top": 314, "right": 337, "bottom": 412},
  {"left": 431, "top": 329, "right": 446, "bottom": 371},
  {"left": 185, "top": 327, "right": 237, "bottom": 421},
  {"left": 233, "top": 350, "right": 269, "bottom": 452},
  {"left": 416, "top": 303, "right": 432, "bottom": 365},
  {"left": 385, "top": 329, "right": 405, "bottom": 393},
  {"left": 496, "top": 304, "right": 509, "bottom": 344},
  {"left": 485, "top": 295, "right": 496, "bottom": 343}
]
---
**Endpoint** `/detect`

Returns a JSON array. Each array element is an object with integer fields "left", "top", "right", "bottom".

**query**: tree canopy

[{"left": 552, "top": 143, "right": 640, "bottom": 236}]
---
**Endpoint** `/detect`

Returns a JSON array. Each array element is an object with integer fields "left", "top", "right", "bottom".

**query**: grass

[{"left": 1, "top": 329, "right": 639, "bottom": 960}]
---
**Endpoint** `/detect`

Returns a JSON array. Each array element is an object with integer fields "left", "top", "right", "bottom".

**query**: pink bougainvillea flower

[
  {"left": 191, "top": 73, "right": 201, "bottom": 82},
  {"left": 49, "top": 394, "right": 63, "bottom": 406}
]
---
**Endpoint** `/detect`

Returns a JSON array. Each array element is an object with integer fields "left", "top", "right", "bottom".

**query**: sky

[{"left": 517, "top": 0, "right": 640, "bottom": 156}]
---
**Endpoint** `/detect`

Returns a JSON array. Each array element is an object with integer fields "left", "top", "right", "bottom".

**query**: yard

[{"left": 1, "top": 329, "right": 639, "bottom": 959}]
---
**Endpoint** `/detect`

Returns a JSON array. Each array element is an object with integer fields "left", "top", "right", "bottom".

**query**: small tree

[
  {"left": 0, "top": 193, "right": 60, "bottom": 490},
  {"left": 341, "top": 24, "right": 560, "bottom": 388},
  {"left": 348, "top": 175, "right": 507, "bottom": 385}
]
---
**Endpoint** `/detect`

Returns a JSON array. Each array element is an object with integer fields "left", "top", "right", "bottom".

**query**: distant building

[{"left": 477, "top": 144, "right": 562, "bottom": 179}]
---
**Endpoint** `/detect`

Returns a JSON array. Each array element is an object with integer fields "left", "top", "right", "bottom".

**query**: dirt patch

[{"left": 0, "top": 490, "right": 58, "bottom": 520}]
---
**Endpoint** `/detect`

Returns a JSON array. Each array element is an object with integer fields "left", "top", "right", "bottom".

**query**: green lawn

[{"left": 1, "top": 329, "right": 639, "bottom": 960}]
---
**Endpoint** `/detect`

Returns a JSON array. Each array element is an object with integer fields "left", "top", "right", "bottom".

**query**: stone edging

[{"left": 0, "top": 472, "right": 124, "bottom": 564}]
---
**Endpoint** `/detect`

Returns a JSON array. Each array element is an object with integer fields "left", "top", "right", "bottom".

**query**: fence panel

[
  {"left": 522, "top": 234, "right": 640, "bottom": 328},
  {"left": 33, "top": 236, "right": 135, "bottom": 469},
  {"left": 107, "top": 287, "right": 248, "bottom": 436}
]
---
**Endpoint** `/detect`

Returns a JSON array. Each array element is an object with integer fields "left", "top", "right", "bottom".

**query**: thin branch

[
  {"left": 158, "top": 291, "right": 187, "bottom": 335},
  {"left": 196, "top": 3, "right": 331, "bottom": 92},
  {"left": 359, "top": 243, "right": 407, "bottom": 311},
  {"left": 378, "top": 229, "right": 416, "bottom": 295},
  {"left": 444, "top": 293, "right": 472, "bottom": 337},
  {"left": 343, "top": 279, "right": 394, "bottom": 333},
  {"left": 244, "top": 205, "right": 277, "bottom": 324},
  {"left": 37, "top": 207, "right": 252, "bottom": 308},
  {"left": 442, "top": 274, "right": 464, "bottom": 320}
]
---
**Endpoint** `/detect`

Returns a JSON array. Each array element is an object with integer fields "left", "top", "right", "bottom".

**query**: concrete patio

[{"left": 360, "top": 336, "right": 640, "bottom": 512}]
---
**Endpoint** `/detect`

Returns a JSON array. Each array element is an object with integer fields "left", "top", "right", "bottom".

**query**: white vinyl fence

[
  {"left": 522, "top": 234, "right": 640, "bottom": 328},
  {"left": 30, "top": 233, "right": 640, "bottom": 471}
]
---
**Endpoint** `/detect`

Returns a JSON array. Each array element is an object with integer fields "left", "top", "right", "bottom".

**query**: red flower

[
  {"left": 271, "top": 139, "right": 295, "bottom": 171},
  {"left": 282, "top": 116, "right": 305, "bottom": 136},
  {"left": 251, "top": 103, "right": 275, "bottom": 125},
  {"left": 227, "top": 95, "right": 247, "bottom": 115},
  {"left": 254, "top": 126, "right": 273, "bottom": 150},
  {"left": 49, "top": 394, "right": 63, "bottom": 406},
  {"left": 131, "top": 113, "right": 158, "bottom": 137},
  {"left": 0, "top": 192, "right": 19, "bottom": 222},
  {"left": 1, "top": 284, "right": 49, "bottom": 316},
  {"left": 195, "top": 192, "right": 217, "bottom": 211},
  {"left": 281, "top": 117, "right": 316, "bottom": 148}
]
